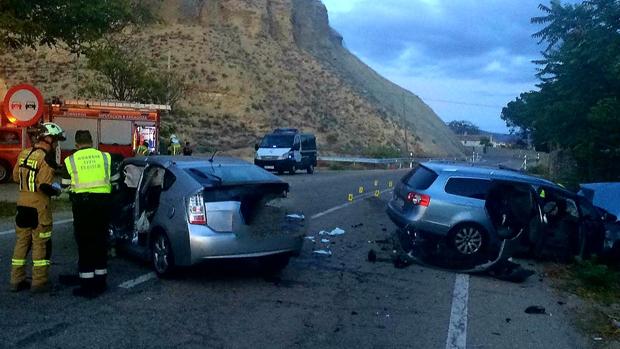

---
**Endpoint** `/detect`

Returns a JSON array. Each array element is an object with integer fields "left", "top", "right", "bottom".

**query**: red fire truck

[{"left": 0, "top": 84, "right": 169, "bottom": 182}]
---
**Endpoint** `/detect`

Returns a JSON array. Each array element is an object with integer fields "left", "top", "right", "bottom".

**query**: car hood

[{"left": 257, "top": 148, "right": 290, "bottom": 157}]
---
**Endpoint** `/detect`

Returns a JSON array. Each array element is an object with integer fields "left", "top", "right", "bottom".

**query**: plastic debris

[
  {"left": 593, "top": 337, "right": 603, "bottom": 341},
  {"left": 313, "top": 249, "right": 332, "bottom": 256},
  {"left": 287, "top": 214, "right": 305, "bottom": 220},
  {"left": 524, "top": 306, "right": 546, "bottom": 315},
  {"left": 319, "top": 228, "right": 346, "bottom": 236},
  {"left": 321, "top": 239, "right": 330, "bottom": 243}
]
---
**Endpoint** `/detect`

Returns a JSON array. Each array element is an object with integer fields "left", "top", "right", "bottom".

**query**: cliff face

[{"left": 0, "top": 0, "right": 464, "bottom": 157}]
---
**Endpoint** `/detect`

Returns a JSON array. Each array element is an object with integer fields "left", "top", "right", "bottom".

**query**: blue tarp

[{"left": 579, "top": 183, "right": 620, "bottom": 217}]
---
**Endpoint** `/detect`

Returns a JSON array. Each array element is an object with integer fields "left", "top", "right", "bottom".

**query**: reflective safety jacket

[
  {"left": 136, "top": 145, "right": 149, "bottom": 156},
  {"left": 12, "top": 147, "right": 55, "bottom": 207},
  {"left": 64, "top": 148, "right": 112, "bottom": 194},
  {"left": 168, "top": 143, "right": 181, "bottom": 155}
]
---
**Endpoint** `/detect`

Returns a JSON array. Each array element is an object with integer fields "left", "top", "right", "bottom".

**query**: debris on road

[
  {"left": 368, "top": 249, "right": 377, "bottom": 263},
  {"left": 321, "top": 239, "right": 330, "bottom": 243},
  {"left": 393, "top": 254, "right": 413, "bottom": 269},
  {"left": 305, "top": 236, "right": 316, "bottom": 242},
  {"left": 593, "top": 336, "right": 603, "bottom": 341},
  {"left": 505, "top": 318, "right": 511, "bottom": 323},
  {"left": 351, "top": 223, "right": 364, "bottom": 228},
  {"left": 487, "top": 261, "right": 535, "bottom": 283},
  {"left": 313, "top": 249, "right": 332, "bottom": 256},
  {"left": 319, "top": 228, "right": 346, "bottom": 236},
  {"left": 524, "top": 306, "right": 547, "bottom": 315},
  {"left": 287, "top": 213, "right": 305, "bottom": 220}
]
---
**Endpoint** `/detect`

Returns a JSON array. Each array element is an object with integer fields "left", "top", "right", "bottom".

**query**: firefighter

[
  {"left": 62, "top": 130, "right": 116, "bottom": 298},
  {"left": 10, "top": 122, "right": 64, "bottom": 293},
  {"left": 135, "top": 140, "right": 149, "bottom": 157},
  {"left": 168, "top": 134, "right": 181, "bottom": 155}
]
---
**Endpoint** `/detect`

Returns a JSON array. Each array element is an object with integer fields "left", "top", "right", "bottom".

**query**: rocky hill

[{"left": 0, "top": 0, "right": 464, "bottom": 157}]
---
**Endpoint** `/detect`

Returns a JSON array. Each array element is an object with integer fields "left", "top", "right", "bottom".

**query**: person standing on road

[
  {"left": 182, "top": 141, "right": 193, "bottom": 156},
  {"left": 62, "top": 130, "right": 116, "bottom": 298},
  {"left": 10, "top": 123, "right": 64, "bottom": 293},
  {"left": 168, "top": 134, "right": 181, "bottom": 155},
  {"left": 135, "top": 140, "right": 149, "bottom": 157}
]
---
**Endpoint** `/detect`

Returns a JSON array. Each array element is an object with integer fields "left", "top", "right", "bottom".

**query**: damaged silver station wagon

[{"left": 109, "top": 156, "right": 306, "bottom": 276}]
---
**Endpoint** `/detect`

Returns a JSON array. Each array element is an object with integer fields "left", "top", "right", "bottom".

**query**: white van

[{"left": 254, "top": 128, "right": 317, "bottom": 174}]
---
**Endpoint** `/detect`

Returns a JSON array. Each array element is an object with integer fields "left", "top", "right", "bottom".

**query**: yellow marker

[
  {"left": 374, "top": 180, "right": 379, "bottom": 187},
  {"left": 348, "top": 194, "right": 354, "bottom": 202},
  {"left": 358, "top": 186, "right": 364, "bottom": 194},
  {"left": 374, "top": 190, "right": 380, "bottom": 197},
  {"left": 388, "top": 181, "right": 393, "bottom": 188}
]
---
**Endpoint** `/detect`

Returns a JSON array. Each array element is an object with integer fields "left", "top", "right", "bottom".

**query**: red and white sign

[{"left": 2, "top": 84, "right": 45, "bottom": 126}]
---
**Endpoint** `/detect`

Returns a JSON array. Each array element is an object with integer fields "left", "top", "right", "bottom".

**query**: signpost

[{"left": 1, "top": 84, "right": 45, "bottom": 127}]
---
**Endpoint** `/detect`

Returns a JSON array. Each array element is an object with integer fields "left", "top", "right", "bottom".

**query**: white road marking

[
  {"left": 310, "top": 189, "right": 393, "bottom": 220},
  {"left": 445, "top": 273, "right": 470, "bottom": 349},
  {"left": 118, "top": 272, "right": 157, "bottom": 289},
  {"left": 0, "top": 218, "right": 74, "bottom": 237}
]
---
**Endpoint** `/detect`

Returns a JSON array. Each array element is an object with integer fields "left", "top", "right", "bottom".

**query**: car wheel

[
  {"left": 449, "top": 223, "right": 487, "bottom": 257},
  {"left": 307, "top": 164, "right": 315, "bottom": 174},
  {"left": 0, "top": 161, "right": 10, "bottom": 183},
  {"left": 262, "top": 254, "right": 290, "bottom": 274},
  {"left": 152, "top": 232, "right": 175, "bottom": 277}
]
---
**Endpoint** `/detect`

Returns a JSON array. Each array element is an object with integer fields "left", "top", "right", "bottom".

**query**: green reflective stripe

[
  {"left": 539, "top": 189, "right": 546, "bottom": 198},
  {"left": 11, "top": 259, "right": 26, "bottom": 266},
  {"left": 27, "top": 159, "right": 37, "bottom": 192},
  {"left": 72, "top": 180, "right": 111, "bottom": 189},
  {"left": 33, "top": 260, "right": 50, "bottom": 267},
  {"left": 39, "top": 231, "right": 52, "bottom": 239}
]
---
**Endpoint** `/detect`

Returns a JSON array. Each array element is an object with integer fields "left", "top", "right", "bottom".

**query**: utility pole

[{"left": 402, "top": 91, "right": 409, "bottom": 156}]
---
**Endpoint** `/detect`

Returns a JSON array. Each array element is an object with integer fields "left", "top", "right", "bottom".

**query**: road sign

[{"left": 2, "top": 84, "right": 45, "bottom": 126}]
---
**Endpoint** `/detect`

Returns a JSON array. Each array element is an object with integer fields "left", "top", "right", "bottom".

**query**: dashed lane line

[
  {"left": 445, "top": 273, "right": 470, "bottom": 349},
  {"left": 118, "top": 272, "right": 157, "bottom": 289}
]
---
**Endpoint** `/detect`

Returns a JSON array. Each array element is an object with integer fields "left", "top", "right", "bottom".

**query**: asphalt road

[{"left": 0, "top": 169, "right": 591, "bottom": 348}]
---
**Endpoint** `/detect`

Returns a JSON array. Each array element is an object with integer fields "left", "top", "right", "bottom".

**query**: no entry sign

[{"left": 2, "top": 84, "right": 45, "bottom": 126}]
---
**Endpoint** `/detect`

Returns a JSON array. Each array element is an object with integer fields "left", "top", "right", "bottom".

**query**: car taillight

[
  {"left": 406, "top": 192, "right": 431, "bottom": 207},
  {"left": 188, "top": 193, "right": 207, "bottom": 225}
]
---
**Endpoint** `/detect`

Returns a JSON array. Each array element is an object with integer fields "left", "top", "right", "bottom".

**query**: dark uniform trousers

[{"left": 70, "top": 193, "right": 111, "bottom": 286}]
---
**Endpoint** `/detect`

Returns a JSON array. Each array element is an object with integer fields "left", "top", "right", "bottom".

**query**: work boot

[
  {"left": 93, "top": 275, "right": 108, "bottom": 294},
  {"left": 9, "top": 280, "right": 30, "bottom": 293},
  {"left": 72, "top": 279, "right": 97, "bottom": 299},
  {"left": 31, "top": 283, "right": 52, "bottom": 294},
  {"left": 58, "top": 274, "right": 81, "bottom": 286}
]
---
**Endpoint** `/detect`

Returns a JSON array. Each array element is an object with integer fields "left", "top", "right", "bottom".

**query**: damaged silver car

[{"left": 109, "top": 156, "right": 306, "bottom": 276}]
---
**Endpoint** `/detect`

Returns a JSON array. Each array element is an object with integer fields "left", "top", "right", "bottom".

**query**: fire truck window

[
  {"left": 55, "top": 117, "right": 98, "bottom": 149},
  {"left": 101, "top": 120, "right": 132, "bottom": 145},
  {"left": 0, "top": 130, "right": 20, "bottom": 145}
]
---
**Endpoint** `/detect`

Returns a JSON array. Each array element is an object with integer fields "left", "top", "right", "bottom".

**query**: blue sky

[{"left": 321, "top": 0, "right": 559, "bottom": 133}]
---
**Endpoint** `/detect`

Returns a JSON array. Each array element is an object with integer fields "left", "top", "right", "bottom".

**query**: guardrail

[{"left": 318, "top": 156, "right": 431, "bottom": 169}]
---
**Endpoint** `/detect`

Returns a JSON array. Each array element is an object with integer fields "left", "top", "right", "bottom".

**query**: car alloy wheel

[
  {"left": 453, "top": 226, "right": 483, "bottom": 255},
  {"left": 153, "top": 233, "right": 173, "bottom": 275}
]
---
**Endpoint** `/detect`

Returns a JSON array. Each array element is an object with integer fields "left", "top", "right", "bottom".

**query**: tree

[
  {"left": 501, "top": 0, "right": 620, "bottom": 181},
  {"left": 83, "top": 43, "right": 187, "bottom": 109},
  {"left": 0, "top": 0, "right": 153, "bottom": 52},
  {"left": 447, "top": 120, "right": 480, "bottom": 135}
]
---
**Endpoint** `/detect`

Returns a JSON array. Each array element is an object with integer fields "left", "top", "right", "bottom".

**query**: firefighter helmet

[{"left": 38, "top": 122, "right": 66, "bottom": 141}]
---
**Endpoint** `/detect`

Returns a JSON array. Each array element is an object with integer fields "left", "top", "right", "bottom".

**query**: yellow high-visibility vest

[
  {"left": 136, "top": 145, "right": 149, "bottom": 156},
  {"left": 169, "top": 143, "right": 181, "bottom": 155},
  {"left": 64, "top": 148, "right": 112, "bottom": 194}
]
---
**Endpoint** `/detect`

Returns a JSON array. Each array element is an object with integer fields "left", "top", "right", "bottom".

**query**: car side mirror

[{"left": 254, "top": 143, "right": 259, "bottom": 151}]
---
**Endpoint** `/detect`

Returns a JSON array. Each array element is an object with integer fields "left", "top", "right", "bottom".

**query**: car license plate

[{"left": 264, "top": 165, "right": 275, "bottom": 170}]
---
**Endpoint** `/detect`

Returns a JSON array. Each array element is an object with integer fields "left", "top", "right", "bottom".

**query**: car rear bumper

[{"left": 186, "top": 219, "right": 305, "bottom": 265}]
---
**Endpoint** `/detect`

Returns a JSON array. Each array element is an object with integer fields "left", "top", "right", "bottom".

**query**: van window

[
  {"left": 402, "top": 165, "right": 438, "bottom": 190},
  {"left": 445, "top": 178, "right": 491, "bottom": 200},
  {"left": 301, "top": 135, "right": 316, "bottom": 150},
  {"left": 0, "top": 130, "right": 20, "bottom": 145},
  {"left": 260, "top": 134, "right": 294, "bottom": 148}
]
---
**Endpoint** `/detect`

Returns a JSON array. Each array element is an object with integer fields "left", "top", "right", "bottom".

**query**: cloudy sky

[{"left": 321, "top": 0, "right": 558, "bottom": 133}]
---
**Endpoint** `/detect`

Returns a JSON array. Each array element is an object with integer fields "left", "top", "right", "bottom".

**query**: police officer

[
  {"left": 10, "top": 122, "right": 64, "bottom": 293},
  {"left": 62, "top": 130, "right": 116, "bottom": 298}
]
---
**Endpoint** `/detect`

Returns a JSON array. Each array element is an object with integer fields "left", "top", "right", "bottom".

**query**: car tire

[
  {"left": 0, "top": 161, "right": 10, "bottom": 183},
  {"left": 152, "top": 232, "right": 175, "bottom": 278},
  {"left": 262, "top": 254, "right": 290, "bottom": 274},
  {"left": 307, "top": 164, "right": 314, "bottom": 174},
  {"left": 448, "top": 223, "right": 487, "bottom": 259}
]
